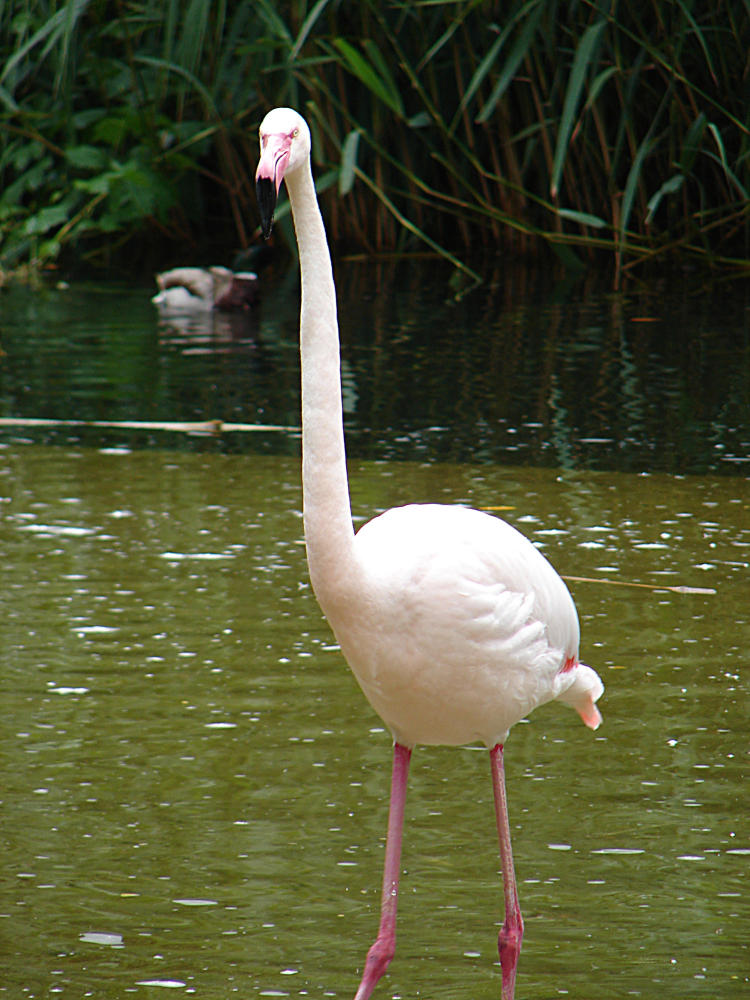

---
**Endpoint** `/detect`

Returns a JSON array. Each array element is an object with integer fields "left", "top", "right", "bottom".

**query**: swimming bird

[
  {"left": 152, "top": 266, "right": 258, "bottom": 313},
  {"left": 255, "top": 106, "right": 604, "bottom": 1000}
]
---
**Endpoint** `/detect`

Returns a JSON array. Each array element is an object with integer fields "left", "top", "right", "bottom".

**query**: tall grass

[{"left": 1, "top": 0, "right": 748, "bottom": 282}]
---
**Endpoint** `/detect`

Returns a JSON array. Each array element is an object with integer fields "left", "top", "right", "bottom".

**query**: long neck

[{"left": 285, "top": 161, "right": 356, "bottom": 606}]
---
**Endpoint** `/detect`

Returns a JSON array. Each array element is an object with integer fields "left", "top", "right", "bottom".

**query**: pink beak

[{"left": 255, "top": 132, "right": 293, "bottom": 239}]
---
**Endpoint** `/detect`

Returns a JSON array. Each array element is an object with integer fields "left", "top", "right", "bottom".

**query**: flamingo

[{"left": 255, "top": 107, "right": 604, "bottom": 1000}]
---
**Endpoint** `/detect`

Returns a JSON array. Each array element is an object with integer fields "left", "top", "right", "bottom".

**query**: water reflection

[
  {"left": 156, "top": 302, "right": 261, "bottom": 352},
  {"left": 1, "top": 262, "right": 748, "bottom": 472},
  {"left": 1, "top": 444, "right": 748, "bottom": 997}
]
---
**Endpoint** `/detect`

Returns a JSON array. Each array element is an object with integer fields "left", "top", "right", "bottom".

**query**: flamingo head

[{"left": 256, "top": 107, "right": 311, "bottom": 239}]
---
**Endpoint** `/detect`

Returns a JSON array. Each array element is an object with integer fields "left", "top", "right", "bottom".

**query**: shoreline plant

[{"left": 1, "top": 1, "right": 748, "bottom": 284}]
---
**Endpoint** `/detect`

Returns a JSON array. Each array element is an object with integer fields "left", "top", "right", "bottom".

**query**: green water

[
  {"left": 1, "top": 263, "right": 748, "bottom": 996},
  {"left": 1, "top": 444, "right": 747, "bottom": 998}
]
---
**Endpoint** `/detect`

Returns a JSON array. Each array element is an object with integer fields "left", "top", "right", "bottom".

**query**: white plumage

[
  {"left": 336, "top": 502, "right": 600, "bottom": 748},
  {"left": 255, "top": 106, "right": 604, "bottom": 1000}
]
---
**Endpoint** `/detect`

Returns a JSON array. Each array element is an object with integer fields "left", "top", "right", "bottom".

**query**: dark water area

[{"left": 1, "top": 259, "right": 748, "bottom": 475}]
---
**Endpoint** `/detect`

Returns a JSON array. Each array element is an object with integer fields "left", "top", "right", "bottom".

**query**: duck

[{"left": 152, "top": 266, "right": 258, "bottom": 313}]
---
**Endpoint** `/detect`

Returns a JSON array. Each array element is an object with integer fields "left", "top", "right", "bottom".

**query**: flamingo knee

[
  {"left": 498, "top": 913, "right": 524, "bottom": 999},
  {"left": 354, "top": 932, "right": 396, "bottom": 1000}
]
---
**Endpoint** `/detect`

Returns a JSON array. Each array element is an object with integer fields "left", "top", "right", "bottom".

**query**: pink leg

[
  {"left": 353, "top": 742, "right": 412, "bottom": 1000},
  {"left": 490, "top": 743, "right": 524, "bottom": 1000}
]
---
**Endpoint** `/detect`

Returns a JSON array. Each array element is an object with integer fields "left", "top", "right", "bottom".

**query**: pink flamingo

[{"left": 255, "top": 107, "right": 604, "bottom": 1000}]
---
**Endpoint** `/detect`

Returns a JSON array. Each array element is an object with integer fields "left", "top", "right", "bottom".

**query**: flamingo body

[
  {"left": 335, "top": 502, "right": 600, "bottom": 748},
  {"left": 255, "top": 106, "right": 604, "bottom": 1000}
]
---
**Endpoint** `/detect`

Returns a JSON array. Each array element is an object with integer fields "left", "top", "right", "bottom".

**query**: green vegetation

[{"left": 1, "top": 1, "right": 748, "bottom": 282}]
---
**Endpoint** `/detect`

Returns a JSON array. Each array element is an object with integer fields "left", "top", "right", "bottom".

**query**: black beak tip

[{"left": 256, "top": 177, "right": 277, "bottom": 240}]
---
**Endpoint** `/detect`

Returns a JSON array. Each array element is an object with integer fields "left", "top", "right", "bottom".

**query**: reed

[{"left": 1, "top": 0, "right": 748, "bottom": 281}]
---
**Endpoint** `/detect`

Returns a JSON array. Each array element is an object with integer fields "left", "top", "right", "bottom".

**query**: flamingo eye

[{"left": 292, "top": 128, "right": 299, "bottom": 138}]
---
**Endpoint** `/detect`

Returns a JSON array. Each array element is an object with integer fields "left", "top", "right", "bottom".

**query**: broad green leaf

[
  {"left": 23, "top": 203, "right": 70, "bottom": 236},
  {"left": 176, "top": 0, "right": 210, "bottom": 74},
  {"left": 707, "top": 122, "right": 729, "bottom": 174},
  {"left": 254, "top": 0, "right": 293, "bottom": 44},
  {"left": 557, "top": 207, "right": 607, "bottom": 229},
  {"left": 680, "top": 113, "right": 706, "bottom": 174},
  {"left": 38, "top": 238, "right": 62, "bottom": 261},
  {"left": 707, "top": 123, "right": 748, "bottom": 199},
  {"left": 0, "top": 82, "right": 19, "bottom": 112},
  {"left": 476, "top": 2, "right": 544, "bottom": 123},
  {"left": 291, "top": 0, "right": 334, "bottom": 60},
  {"left": 551, "top": 19, "right": 607, "bottom": 198},
  {"left": 409, "top": 112, "right": 431, "bottom": 128},
  {"left": 74, "top": 174, "right": 112, "bottom": 196},
  {"left": 457, "top": 23, "right": 508, "bottom": 120},
  {"left": 585, "top": 66, "right": 617, "bottom": 109},
  {"left": 135, "top": 55, "right": 218, "bottom": 116},
  {"left": 0, "top": 140, "right": 45, "bottom": 175},
  {"left": 93, "top": 116, "right": 133, "bottom": 146},
  {"left": 96, "top": 212, "right": 123, "bottom": 233},
  {"left": 363, "top": 39, "right": 403, "bottom": 116},
  {"left": 72, "top": 108, "right": 107, "bottom": 129},
  {"left": 339, "top": 130, "right": 360, "bottom": 196},
  {"left": 0, "top": 0, "right": 90, "bottom": 89},
  {"left": 66, "top": 145, "right": 108, "bottom": 171},
  {"left": 620, "top": 135, "right": 656, "bottom": 247},
  {"left": 645, "top": 174, "right": 684, "bottom": 223},
  {"left": 674, "top": 0, "right": 717, "bottom": 83},
  {"left": 331, "top": 38, "right": 404, "bottom": 117},
  {"left": 315, "top": 169, "right": 339, "bottom": 196},
  {"left": 1, "top": 157, "right": 53, "bottom": 207}
]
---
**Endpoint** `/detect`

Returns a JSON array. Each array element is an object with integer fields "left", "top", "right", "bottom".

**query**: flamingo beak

[{"left": 256, "top": 132, "right": 292, "bottom": 240}]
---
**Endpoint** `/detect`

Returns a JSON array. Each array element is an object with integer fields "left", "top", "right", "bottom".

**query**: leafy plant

[
  {"left": 1, "top": 0, "right": 749, "bottom": 281},
  {"left": 0, "top": 0, "right": 266, "bottom": 270}
]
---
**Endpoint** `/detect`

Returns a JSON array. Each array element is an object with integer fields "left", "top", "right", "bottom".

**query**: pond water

[{"left": 1, "top": 262, "right": 749, "bottom": 999}]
